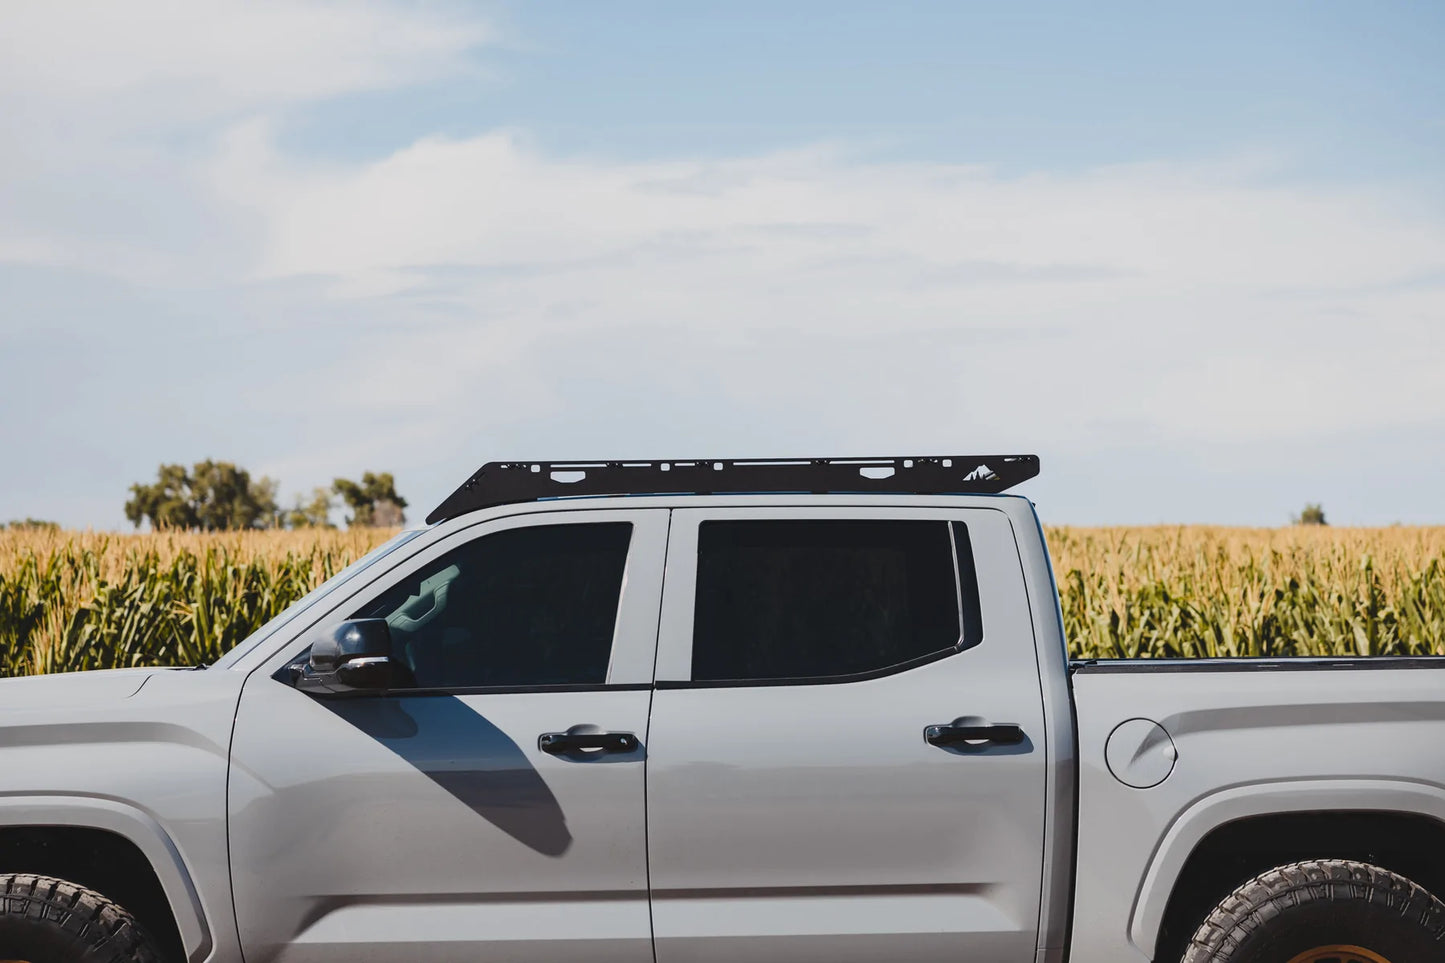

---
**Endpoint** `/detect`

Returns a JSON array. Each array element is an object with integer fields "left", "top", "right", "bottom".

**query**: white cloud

[
  {"left": 0, "top": 0, "right": 492, "bottom": 287},
  {"left": 203, "top": 128, "right": 1445, "bottom": 449},
  {"left": 0, "top": 0, "right": 488, "bottom": 118}
]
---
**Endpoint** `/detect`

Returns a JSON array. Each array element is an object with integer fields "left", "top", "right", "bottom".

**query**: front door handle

[
  {"left": 925, "top": 722, "right": 1025, "bottom": 748},
  {"left": 539, "top": 727, "right": 639, "bottom": 755}
]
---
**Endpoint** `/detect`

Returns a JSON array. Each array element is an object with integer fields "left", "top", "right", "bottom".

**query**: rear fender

[{"left": 1130, "top": 778, "right": 1445, "bottom": 955}]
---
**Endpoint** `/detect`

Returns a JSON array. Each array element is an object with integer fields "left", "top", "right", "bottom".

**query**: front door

[
  {"left": 646, "top": 506, "right": 1049, "bottom": 963},
  {"left": 228, "top": 509, "right": 668, "bottom": 963}
]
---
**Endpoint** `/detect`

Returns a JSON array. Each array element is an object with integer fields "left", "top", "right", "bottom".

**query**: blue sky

[{"left": 2, "top": 1, "right": 1443, "bottom": 528}]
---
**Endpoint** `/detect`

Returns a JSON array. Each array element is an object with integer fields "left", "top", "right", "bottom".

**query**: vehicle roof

[{"left": 422, "top": 490, "right": 1038, "bottom": 531}]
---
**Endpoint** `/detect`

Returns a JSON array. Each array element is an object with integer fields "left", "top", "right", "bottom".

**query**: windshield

[{"left": 211, "top": 529, "right": 427, "bottom": 669}]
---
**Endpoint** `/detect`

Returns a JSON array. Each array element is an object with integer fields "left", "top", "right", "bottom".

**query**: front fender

[
  {"left": 1129, "top": 778, "right": 1445, "bottom": 955},
  {"left": 0, "top": 668, "right": 245, "bottom": 963},
  {"left": 0, "top": 793, "right": 213, "bottom": 961}
]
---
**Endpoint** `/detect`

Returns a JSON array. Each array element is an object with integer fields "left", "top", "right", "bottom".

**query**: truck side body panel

[{"left": 1070, "top": 664, "right": 1445, "bottom": 963}]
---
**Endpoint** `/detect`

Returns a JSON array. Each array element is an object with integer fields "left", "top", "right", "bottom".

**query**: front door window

[{"left": 350, "top": 522, "right": 633, "bottom": 688}]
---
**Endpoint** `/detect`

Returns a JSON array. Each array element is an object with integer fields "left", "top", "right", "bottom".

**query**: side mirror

[{"left": 296, "top": 619, "right": 394, "bottom": 696}]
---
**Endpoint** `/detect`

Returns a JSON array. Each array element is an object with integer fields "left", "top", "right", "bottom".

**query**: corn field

[
  {"left": 1053, "top": 526, "right": 1445, "bottom": 659},
  {"left": 1, "top": 526, "right": 1443, "bottom": 677},
  {"left": 0, "top": 529, "right": 392, "bottom": 677}
]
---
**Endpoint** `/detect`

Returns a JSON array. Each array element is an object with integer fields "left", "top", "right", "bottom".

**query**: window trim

[
  {"left": 351, "top": 682, "right": 654, "bottom": 698},
  {"left": 665, "top": 510, "right": 987, "bottom": 688},
  {"left": 656, "top": 645, "right": 960, "bottom": 690},
  {"left": 952, "top": 520, "right": 985, "bottom": 650}
]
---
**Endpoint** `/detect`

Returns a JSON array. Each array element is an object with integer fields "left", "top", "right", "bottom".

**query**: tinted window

[
  {"left": 692, "top": 519, "right": 978, "bottom": 683},
  {"left": 353, "top": 523, "right": 632, "bottom": 689}
]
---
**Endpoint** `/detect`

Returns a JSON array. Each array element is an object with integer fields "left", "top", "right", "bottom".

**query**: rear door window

[{"left": 691, "top": 519, "right": 981, "bottom": 683}]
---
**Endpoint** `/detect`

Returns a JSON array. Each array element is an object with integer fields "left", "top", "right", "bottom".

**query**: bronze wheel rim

[{"left": 1285, "top": 947, "right": 1393, "bottom": 963}]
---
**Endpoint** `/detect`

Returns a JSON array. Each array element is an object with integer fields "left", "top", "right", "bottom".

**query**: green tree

[
  {"left": 333, "top": 472, "right": 407, "bottom": 528},
  {"left": 191, "top": 460, "right": 280, "bottom": 530},
  {"left": 125, "top": 460, "right": 280, "bottom": 531},
  {"left": 125, "top": 463, "right": 198, "bottom": 530},
  {"left": 4, "top": 518, "right": 59, "bottom": 531},
  {"left": 1293, "top": 503, "right": 1328, "bottom": 526},
  {"left": 286, "top": 487, "right": 336, "bottom": 529}
]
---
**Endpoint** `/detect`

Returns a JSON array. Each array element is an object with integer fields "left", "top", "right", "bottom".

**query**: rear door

[
  {"left": 646, "top": 506, "right": 1049, "bottom": 963},
  {"left": 229, "top": 509, "right": 667, "bottom": 963}
]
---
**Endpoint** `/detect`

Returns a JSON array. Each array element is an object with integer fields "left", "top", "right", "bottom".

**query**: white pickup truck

[{"left": 2, "top": 455, "right": 1442, "bottom": 963}]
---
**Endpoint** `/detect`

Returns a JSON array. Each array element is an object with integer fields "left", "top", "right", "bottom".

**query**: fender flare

[
  {"left": 0, "top": 794, "right": 213, "bottom": 961},
  {"left": 1128, "top": 778, "right": 1445, "bottom": 957}
]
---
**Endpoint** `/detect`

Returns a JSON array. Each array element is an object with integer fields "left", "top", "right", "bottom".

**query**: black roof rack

[{"left": 426, "top": 454, "right": 1039, "bottom": 524}]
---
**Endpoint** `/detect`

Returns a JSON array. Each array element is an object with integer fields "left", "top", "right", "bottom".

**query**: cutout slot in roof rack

[{"left": 426, "top": 454, "right": 1039, "bottom": 524}]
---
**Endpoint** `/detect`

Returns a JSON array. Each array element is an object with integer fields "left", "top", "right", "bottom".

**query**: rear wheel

[
  {"left": 0, "top": 874, "right": 161, "bottom": 963},
  {"left": 1183, "top": 860, "right": 1445, "bottom": 963}
]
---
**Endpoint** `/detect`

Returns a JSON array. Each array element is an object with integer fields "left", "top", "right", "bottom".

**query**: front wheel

[
  {"left": 0, "top": 874, "right": 161, "bottom": 963},
  {"left": 1183, "top": 859, "right": 1445, "bottom": 963}
]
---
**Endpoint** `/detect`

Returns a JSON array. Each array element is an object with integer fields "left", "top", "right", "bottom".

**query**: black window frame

[{"left": 667, "top": 518, "right": 985, "bottom": 690}]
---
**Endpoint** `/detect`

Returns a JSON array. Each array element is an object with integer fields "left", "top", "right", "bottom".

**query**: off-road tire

[
  {"left": 1182, "top": 859, "right": 1445, "bottom": 963},
  {"left": 0, "top": 874, "right": 162, "bottom": 963}
]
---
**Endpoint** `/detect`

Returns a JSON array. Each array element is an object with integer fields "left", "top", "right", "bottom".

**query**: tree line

[{"left": 124, "top": 460, "right": 407, "bottom": 531}]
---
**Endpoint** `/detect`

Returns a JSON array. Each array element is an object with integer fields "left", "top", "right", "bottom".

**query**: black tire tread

[
  {"left": 0, "top": 872, "right": 162, "bottom": 963},
  {"left": 1182, "top": 858, "right": 1445, "bottom": 963}
]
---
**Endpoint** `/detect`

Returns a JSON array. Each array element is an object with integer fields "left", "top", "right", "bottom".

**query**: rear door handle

[
  {"left": 539, "top": 728, "right": 639, "bottom": 755},
  {"left": 925, "top": 723, "right": 1025, "bottom": 748}
]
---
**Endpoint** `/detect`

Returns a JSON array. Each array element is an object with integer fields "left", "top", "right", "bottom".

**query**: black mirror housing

[{"left": 298, "top": 619, "right": 394, "bottom": 696}]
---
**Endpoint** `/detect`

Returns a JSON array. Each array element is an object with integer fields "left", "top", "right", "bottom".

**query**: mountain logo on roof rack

[{"left": 962, "top": 464, "right": 998, "bottom": 482}]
